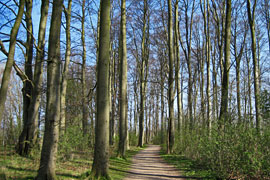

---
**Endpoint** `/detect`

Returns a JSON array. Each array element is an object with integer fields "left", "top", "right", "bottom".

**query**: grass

[
  {"left": 160, "top": 150, "right": 216, "bottom": 180},
  {"left": 0, "top": 145, "right": 143, "bottom": 180}
]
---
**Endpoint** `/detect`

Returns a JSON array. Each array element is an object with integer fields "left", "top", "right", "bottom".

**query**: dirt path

[{"left": 123, "top": 145, "right": 186, "bottom": 180}]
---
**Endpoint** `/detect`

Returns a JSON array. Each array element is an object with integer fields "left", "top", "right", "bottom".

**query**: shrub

[
  {"left": 174, "top": 121, "right": 270, "bottom": 179},
  {"left": 58, "top": 126, "right": 90, "bottom": 161}
]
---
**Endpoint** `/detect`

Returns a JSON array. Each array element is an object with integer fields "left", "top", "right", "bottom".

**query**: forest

[{"left": 0, "top": 0, "right": 270, "bottom": 179}]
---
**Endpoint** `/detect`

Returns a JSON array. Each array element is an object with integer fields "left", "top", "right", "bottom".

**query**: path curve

[{"left": 123, "top": 145, "right": 185, "bottom": 180}]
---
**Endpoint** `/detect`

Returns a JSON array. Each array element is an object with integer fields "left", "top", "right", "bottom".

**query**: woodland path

[{"left": 123, "top": 145, "right": 186, "bottom": 180}]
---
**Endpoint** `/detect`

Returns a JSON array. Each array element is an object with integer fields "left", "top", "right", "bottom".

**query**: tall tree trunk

[
  {"left": 219, "top": 0, "right": 232, "bottom": 127},
  {"left": 109, "top": 49, "right": 116, "bottom": 145},
  {"left": 16, "top": 0, "right": 34, "bottom": 156},
  {"left": 246, "top": 52, "right": 253, "bottom": 124},
  {"left": 145, "top": 103, "right": 148, "bottom": 144},
  {"left": 90, "top": 0, "right": 111, "bottom": 178},
  {"left": 160, "top": 63, "right": 165, "bottom": 144},
  {"left": 138, "top": 0, "right": 148, "bottom": 148},
  {"left": 212, "top": 38, "right": 218, "bottom": 119},
  {"left": 0, "top": 0, "right": 25, "bottom": 126},
  {"left": 118, "top": 0, "right": 128, "bottom": 158},
  {"left": 174, "top": 0, "right": 183, "bottom": 132},
  {"left": 247, "top": 0, "right": 261, "bottom": 132},
  {"left": 167, "top": 0, "right": 175, "bottom": 154},
  {"left": 81, "top": 0, "right": 89, "bottom": 136},
  {"left": 27, "top": 0, "right": 49, "bottom": 150},
  {"left": 36, "top": 0, "right": 63, "bottom": 178},
  {"left": 155, "top": 92, "right": 159, "bottom": 135},
  {"left": 233, "top": 17, "right": 246, "bottom": 124},
  {"left": 178, "top": 0, "right": 195, "bottom": 129},
  {"left": 60, "top": 0, "right": 72, "bottom": 134},
  {"left": 133, "top": 84, "right": 138, "bottom": 136},
  {"left": 206, "top": 0, "right": 211, "bottom": 130}
]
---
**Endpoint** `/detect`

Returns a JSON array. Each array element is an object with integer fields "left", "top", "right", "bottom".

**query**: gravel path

[{"left": 123, "top": 145, "right": 185, "bottom": 180}]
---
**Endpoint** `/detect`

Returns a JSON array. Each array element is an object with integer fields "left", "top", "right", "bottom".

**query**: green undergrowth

[
  {"left": 0, "top": 145, "right": 91, "bottom": 179},
  {"left": 0, "top": 145, "right": 143, "bottom": 180},
  {"left": 81, "top": 145, "right": 145, "bottom": 180},
  {"left": 160, "top": 149, "right": 215, "bottom": 179}
]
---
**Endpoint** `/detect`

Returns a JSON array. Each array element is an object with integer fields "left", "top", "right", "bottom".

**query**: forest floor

[
  {"left": 0, "top": 145, "right": 210, "bottom": 179},
  {"left": 0, "top": 145, "right": 142, "bottom": 179},
  {"left": 124, "top": 145, "right": 194, "bottom": 180}
]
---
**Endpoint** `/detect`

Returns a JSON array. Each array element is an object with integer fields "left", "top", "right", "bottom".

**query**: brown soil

[{"left": 123, "top": 145, "right": 186, "bottom": 180}]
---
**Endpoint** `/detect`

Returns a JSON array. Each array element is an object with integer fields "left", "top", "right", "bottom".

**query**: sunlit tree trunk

[
  {"left": 174, "top": 0, "right": 183, "bottom": 132},
  {"left": 36, "top": 0, "right": 63, "bottom": 178},
  {"left": 109, "top": 49, "right": 116, "bottom": 145},
  {"left": 90, "top": 0, "right": 111, "bottom": 178},
  {"left": 81, "top": 0, "right": 89, "bottom": 136},
  {"left": 138, "top": 0, "right": 148, "bottom": 147},
  {"left": 178, "top": 0, "right": 195, "bottom": 129},
  {"left": 219, "top": 0, "right": 232, "bottom": 127},
  {"left": 206, "top": 0, "right": 211, "bottom": 130},
  {"left": 232, "top": 11, "right": 246, "bottom": 124},
  {"left": 247, "top": 0, "right": 261, "bottom": 132},
  {"left": 118, "top": 0, "right": 128, "bottom": 158},
  {"left": 167, "top": 0, "right": 175, "bottom": 154},
  {"left": 60, "top": 0, "right": 72, "bottom": 134},
  {"left": 160, "top": 61, "right": 165, "bottom": 144}
]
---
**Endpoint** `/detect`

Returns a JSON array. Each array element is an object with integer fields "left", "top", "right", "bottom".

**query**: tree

[
  {"left": 167, "top": 0, "right": 175, "bottom": 154},
  {"left": 178, "top": 0, "right": 196, "bottom": 129},
  {"left": 219, "top": 0, "right": 232, "bottom": 126},
  {"left": 17, "top": 0, "right": 49, "bottom": 156},
  {"left": 89, "top": 0, "right": 111, "bottom": 178},
  {"left": 0, "top": 0, "right": 25, "bottom": 127},
  {"left": 118, "top": 0, "right": 128, "bottom": 158},
  {"left": 174, "top": 0, "right": 183, "bottom": 132},
  {"left": 246, "top": 0, "right": 261, "bottom": 132},
  {"left": 231, "top": 1, "right": 247, "bottom": 123},
  {"left": 60, "top": 0, "right": 72, "bottom": 134},
  {"left": 81, "top": 0, "right": 89, "bottom": 136},
  {"left": 36, "top": 0, "right": 63, "bottom": 178},
  {"left": 138, "top": 0, "right": 149, "bottom": 148}
]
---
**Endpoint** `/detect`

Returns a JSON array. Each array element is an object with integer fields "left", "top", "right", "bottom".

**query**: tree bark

[
  {"left": 219, "top": 0, "right": 232, "bottom": 127},
  {"left": 138, "top": 0, "right": 148, "bottom": 148},
  {"left": 118, "top": 0, "right": 128, "bottom": 158},
  {"left": 167, "top": 0, "right": 175, "bottom": 154},
  {"left": 247, "top": 0, "right": 261, "bottom": 132},
  {"left": 109, "top": 49, "right": 116, "bottom": 145},
  {"left": 60, "top": 0, "right": 72, "bottom": 134},
  {"left": 16, "top": 0, "right": 34, "bottom": 156},
  {"left": 178, "top": 0, "right": 195, "bottom": 129},
  {"left": 81, "top": 0, "right": 89, "bottom": 136},
  {"left": 90, "top": 0, "right": 111, "bottom": 178},
  {"left": 174, "top": 0, "right": 183, "bottom": 132},
  {"left": 36, "top": 0, "right": 63, "bottom": 178}
]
